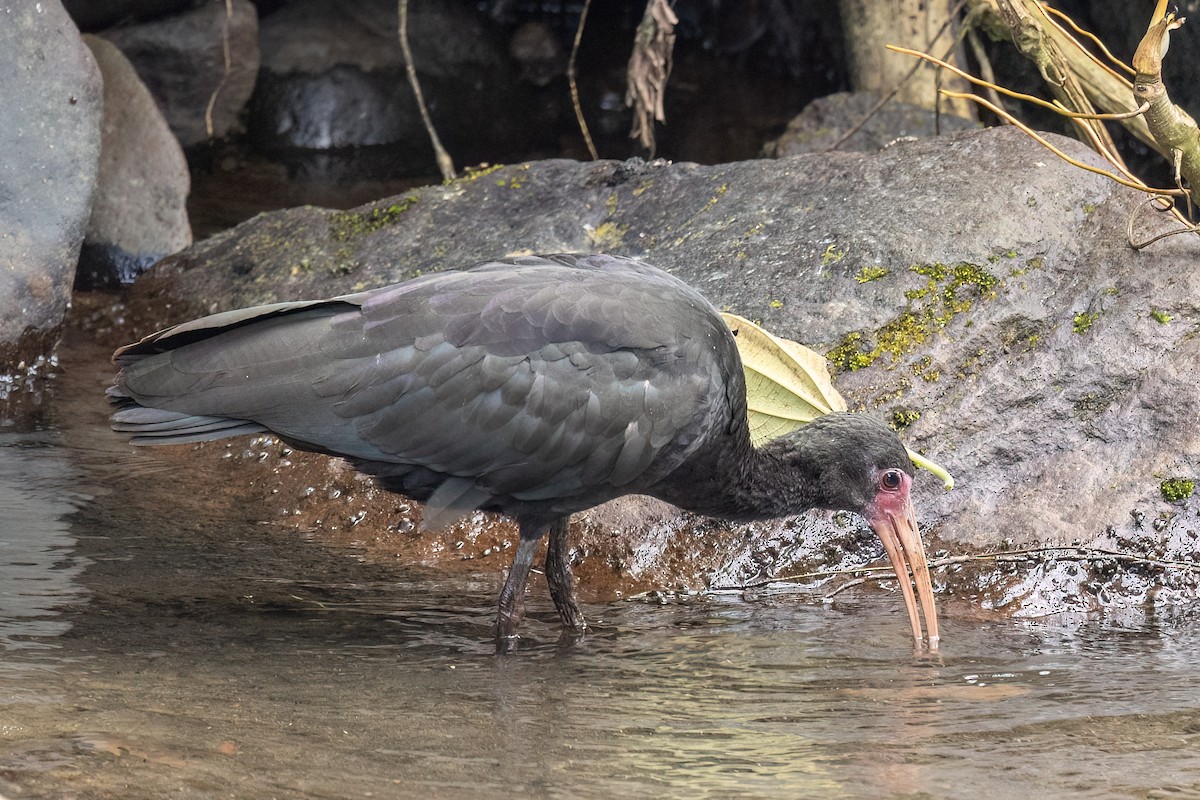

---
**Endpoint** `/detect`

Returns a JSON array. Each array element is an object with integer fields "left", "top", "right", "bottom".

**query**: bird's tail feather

[{"left": 109, "top": 388, "right": 267, "bottom": 445}]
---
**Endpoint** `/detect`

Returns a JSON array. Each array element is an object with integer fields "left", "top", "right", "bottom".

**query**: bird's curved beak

[{"left": 867, "top": 490, "right": 940, "bottom": 653}]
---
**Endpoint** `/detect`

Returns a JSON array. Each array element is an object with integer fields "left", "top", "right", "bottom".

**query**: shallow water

[{"left": 1, "top": 357, "right": 1199, "bottom": 799}]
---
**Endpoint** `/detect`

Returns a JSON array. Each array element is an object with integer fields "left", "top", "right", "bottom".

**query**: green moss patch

[
  {"left": 854, "top": 265, "right": 889, "bottom": 283},
  {"left": 1160, "top": 477, "right": 1195, "bottom": 502},
  {"left": 1072, "top": 311, "right": 1099, "bottom": 335},
  {"left": 890, "top": 409, "right": 921, "bottom": 430},
  {"left": 329, "top": 196, "right": 419, "bottom": 243},
  {"left": 826, "top": 261, "right": 1000, "bottom": 373}
]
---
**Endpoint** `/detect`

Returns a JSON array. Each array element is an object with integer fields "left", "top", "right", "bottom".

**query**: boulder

[
  {"left": 0, "top": 1, "right": 101, "bottom": 387},
  {"left": 123, "top": 127, "right": 1200, "bottom": 615},
  {"left": 247, "top": 0, "right": 555, "bottom": 172},
  {"left": 101, "top": 0, "right": 259, "bottom": 147},
  {"left": 769, "top": 91, "right": 979, "bottom": 155},
  {"left": 78, "top": 35, "right": 192, "bottom": 289}
]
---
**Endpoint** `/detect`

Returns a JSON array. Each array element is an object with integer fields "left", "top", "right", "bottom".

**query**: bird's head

[{"left": 769, "top": 413, "right": 940, "bottom": 652}]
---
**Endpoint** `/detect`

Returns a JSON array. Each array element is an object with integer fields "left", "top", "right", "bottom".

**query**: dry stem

[
  {"left": 399, "top": 0, "right": 455, "bottom": 181},
  {"left": 568, "top": 0, "right": 598, "bottom": 160}
]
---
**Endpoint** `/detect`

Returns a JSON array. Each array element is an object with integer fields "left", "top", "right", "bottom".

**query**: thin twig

[
  {"left": 712, "top": 544, "right": 1200, "bottom": 594},
  {"left": 999, "top": 0, "right": 1131, "bottom": 174},
  {"left": 965, "top": 26, "right": 1005, "bottom": 117},
  {"left": 1041, "top": 4, "right": 1136, "bottom": 77},
  {"left": 1129, "top": 195, "right": 1200, "bottom": 249},
  {"left": 1033, "top": 1, "right": 1134, "bottom": 86},
  {"left": 399, "top": 0, "right": 455, "bottom": 181},
  {"left": 568, "top": 0, "right": 598, "bottom": 160},
  {"left": 941, "top": 89, "right": 1184, "bottom": 195},
  {"left": 822, "top": 576, "right": 870, "bottom": 602},
  {"left": 888, "top": 45, "right": 1151, "bottom": 122},
  {"left": 204, "top": 0, "right": 234, "bottom": 139}
]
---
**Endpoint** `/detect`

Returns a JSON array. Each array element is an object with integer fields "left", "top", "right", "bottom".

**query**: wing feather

[{"left": 113, "top": 254, "right": 739, "bottom": 518}]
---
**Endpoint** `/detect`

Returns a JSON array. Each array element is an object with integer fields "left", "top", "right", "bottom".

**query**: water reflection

[{"left": 0, "top": 433, "right": 90, "bottom": 651}]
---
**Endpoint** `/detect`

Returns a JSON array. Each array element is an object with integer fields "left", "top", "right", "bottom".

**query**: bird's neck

[{"left": 653, "top": 432, "right": 818, "bottom": 522}]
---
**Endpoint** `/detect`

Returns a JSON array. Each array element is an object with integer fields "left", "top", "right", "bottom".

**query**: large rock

[
  {"left": 247, "top": 0, "right": 554, "bottom": 171},
  {"left": 124, "top": 127, "right": 1200, "bottom": 615},
  {"left": 79, "top": 35, "right": 192, "bottom": 289},
  {"left": 769, "top": 91, "right": 979, "bottom": 155},
  {"left": 101, "top": 0, "right": 259, "bottom": 147},
  {"left": 0, "top": 1, "right": 101, "bottom": 379}
]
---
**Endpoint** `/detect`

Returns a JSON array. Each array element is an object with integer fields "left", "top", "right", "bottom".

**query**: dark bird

[{"left": 110, "top": 254, "right": 939, "bottom": 651}]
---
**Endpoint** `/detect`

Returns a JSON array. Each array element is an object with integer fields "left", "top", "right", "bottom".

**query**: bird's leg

[
  {"left": 496, "top": 533, "right": 540, "bottom": 652},
  {"left": 544, "top": 517, "right": 587, "bottom": 633}
]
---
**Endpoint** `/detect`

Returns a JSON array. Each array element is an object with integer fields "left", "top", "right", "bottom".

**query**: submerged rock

[{"left": 122, "top": 126, "right": 1200, "bottom": 615}]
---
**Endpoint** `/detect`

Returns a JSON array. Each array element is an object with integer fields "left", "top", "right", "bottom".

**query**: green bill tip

[{"left": 906, "top": 448, "right": 955, "bottom": 490}]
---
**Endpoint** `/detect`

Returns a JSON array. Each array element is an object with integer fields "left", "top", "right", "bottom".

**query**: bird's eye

[{"left": 880, "top": 469, "right": 903, "bottom": 490}]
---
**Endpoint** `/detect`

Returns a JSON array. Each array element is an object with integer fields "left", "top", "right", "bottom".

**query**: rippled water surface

[{"left": 1, "top": 354, "right": 1198, "bottom": 800}]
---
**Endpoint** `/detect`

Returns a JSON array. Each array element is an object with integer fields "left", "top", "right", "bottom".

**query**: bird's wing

[
  {"left": 318, "top": 256, "right": 733, "bottom": 502},
  {"left": 115, "top": 256, "right": 735, "bottom": 517}
]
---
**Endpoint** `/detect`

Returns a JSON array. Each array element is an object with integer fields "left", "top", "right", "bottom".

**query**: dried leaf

[
  {"left": 721, "top": 312, "right": 846, "bottom": 447},
  {"left": 625, "top": 0, "right": 678, "bottom": 153},
  {"left": 722, "top": 313, "right": 955, "bottom": 490}
]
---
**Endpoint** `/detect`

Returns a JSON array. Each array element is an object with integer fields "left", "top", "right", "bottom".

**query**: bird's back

[{"left": 112, "top": 255, "right": 747, "bottom": 525}]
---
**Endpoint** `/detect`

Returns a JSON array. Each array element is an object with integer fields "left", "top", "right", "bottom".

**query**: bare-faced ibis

[{"left": 111, "top": 254, "right": 940, "bottom": 651}]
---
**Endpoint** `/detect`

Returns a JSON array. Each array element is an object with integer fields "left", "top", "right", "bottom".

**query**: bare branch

[
  {"left": 887, "top": 45, "right": 1150, "bottom": 122},
  {"left": 204, "top": 0, "right": 234, "bottom": 139},
  {"left": 826, "top": 0, "right": 972, "bottom": 153},
  {"left": 568, "top": 0, "right": 598, "bottom": 160},
  {"left": 398, "top": 0, "right": 455, "bottom": 181},
  {"left": 941, "top": 89, "right": 1185, "bottom": 196},
  {"left": 710, "top": 544, "right": 1200, "bottom": 596},
  {"left": 1042, "top": 4, "right": 1135, "bottom": 77}
]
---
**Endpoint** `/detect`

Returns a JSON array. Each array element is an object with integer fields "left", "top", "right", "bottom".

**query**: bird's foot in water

[
  {"left": 495, "top": 623, "right": 590, "bottom": 655},
  {"left": 496, "top": 633, "right": 522, "bottom": 655},
  {"left": 544, "top": 518, "right": 589, "bottom": 633}
]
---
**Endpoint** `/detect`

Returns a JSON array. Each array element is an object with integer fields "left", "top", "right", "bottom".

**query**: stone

[
  {"left": 247, "top": 0, "right": 554, "bottom": 171},
  {"left": 0, "top": 0, "right": 102, "bottom": 377},
  {"left": 122, "top": 127, "right": 1200, "bottom": 615},
  {"left": 102, "top": 0, "right": 259, "bottom": 147},
  {"left": 769, "top": 90, "right": 979, "bottom": 155},
  {"left": 79, "top": 35, "right": 191, "bottom": 289}
]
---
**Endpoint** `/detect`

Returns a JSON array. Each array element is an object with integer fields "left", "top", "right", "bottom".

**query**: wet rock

[
  {"left": 0, "top": 1, "right": 101, "bottom": 378},
  {"left": 247, "top": 0, "right": 553, "bottom": 171},
  {"left": 768, "top": 90, "right": 979, "bottom": 155},
  {"left": 123, "top": 126, "right": 1200, "bottom": 613},
  {"left": 78, "top": 35, "right": 192, "bottom": 290},
  {"left": 101, "top": 0, "right": 259, "bottom": 147}
]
